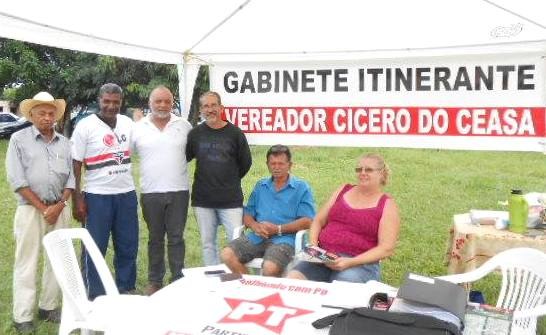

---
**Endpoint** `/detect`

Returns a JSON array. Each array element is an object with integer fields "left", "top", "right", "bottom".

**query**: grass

[{"left": 1, "top": 140, "right": 546, "bottom": 334}]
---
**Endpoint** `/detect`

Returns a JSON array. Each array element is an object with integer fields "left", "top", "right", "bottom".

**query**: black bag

[{"left": 312, "top": 307, "right": 461, "bottom": 335}]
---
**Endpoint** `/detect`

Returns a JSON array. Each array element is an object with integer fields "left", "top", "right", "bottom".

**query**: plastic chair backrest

[
  {"left": 42, "top": 228, "right": 119, "bottom": 321},
  {"left": 294, "top": 229, "right": 309, "bottom": 254},
  {"left": 492, "top": 248, "right": 546, "bottom": 331},
  {"left": 438, "top": 247, "right": 546, "bottom": 333}
]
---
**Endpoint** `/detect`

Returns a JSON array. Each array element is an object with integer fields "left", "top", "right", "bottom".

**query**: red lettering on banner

[
  {"left": 219, "top": 293, "right": 313, "bottom": 334},
  {"left": 223, "top": 107, "right": 545, "bottom": 136}
]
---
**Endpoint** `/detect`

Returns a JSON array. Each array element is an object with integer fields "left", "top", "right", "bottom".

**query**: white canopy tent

[
  {"left": 3, "top": 0, "right": 546, "bottom": 59},
  {"left": 2, "top": 0, "right": 546, "bottom": 151},
  {"left": 2, "top": 0, "right": 546, "bottom": 111}
]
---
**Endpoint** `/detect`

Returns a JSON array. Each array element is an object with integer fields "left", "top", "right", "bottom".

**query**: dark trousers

[
  {"left": 83, "top": 191, "right": 139, "bottom": 299},
  {"left": 141, "top": 191, "right": 189, "bottom": 285}
]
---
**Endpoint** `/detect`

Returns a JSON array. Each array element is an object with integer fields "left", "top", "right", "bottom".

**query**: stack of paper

[
  {"left": 469, "top": 210, "right": 508, "bottom": 225},
  {"left": 389, "top": 298, "right": 462, "bottom": 329}
]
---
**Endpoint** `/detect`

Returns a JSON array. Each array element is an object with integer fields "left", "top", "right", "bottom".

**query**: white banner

[{"left": 210, "top": 51, "right": 546, "bottom": 151}]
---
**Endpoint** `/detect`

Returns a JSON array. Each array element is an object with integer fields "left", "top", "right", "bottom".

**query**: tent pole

[{"left": 178, "top": 54, "right": 187, "bottom": 119}]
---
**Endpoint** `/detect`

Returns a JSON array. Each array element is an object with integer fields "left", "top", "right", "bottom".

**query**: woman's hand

[{"left": 325, "top": 257, "right": 355, "bottom": 271}]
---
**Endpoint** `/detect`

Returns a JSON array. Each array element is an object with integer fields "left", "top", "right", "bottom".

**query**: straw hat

[{"left": 19, "top": 92, "right": 66, "bottom": 121}]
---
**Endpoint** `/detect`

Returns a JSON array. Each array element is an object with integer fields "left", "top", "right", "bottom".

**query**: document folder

[{"left": 397, "top": 273, "right": 467, "bottom": 322}]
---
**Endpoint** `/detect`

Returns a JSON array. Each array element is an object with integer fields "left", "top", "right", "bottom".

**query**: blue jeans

[
  {"left": 193, "top": 207, "right": 243, "bottom": 265},
  {"left": 293, "top": 258, "right": 381, "bottom": 283},
  {"left": 83, "top": 191, "right": 139, "bottom": 299}
]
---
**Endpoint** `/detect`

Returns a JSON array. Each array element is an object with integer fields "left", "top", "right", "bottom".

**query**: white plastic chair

[
  {"left": 43, "top": 228, "right": 150, "bottom": 335},
  {"left": 437, "top": 247, "right": 546, "bottom": 335},
  {"left": 294, "top": 229, "right": 308, "bottom": 254}
]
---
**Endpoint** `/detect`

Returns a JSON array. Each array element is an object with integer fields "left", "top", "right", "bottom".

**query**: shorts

[{"left": 228, "top": 234, "right": 294, "bottom": 270}]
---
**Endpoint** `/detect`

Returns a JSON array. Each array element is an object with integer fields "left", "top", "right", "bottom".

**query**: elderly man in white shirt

[{"left": 132, "top": 86, "right": 192, "bottom": 295}]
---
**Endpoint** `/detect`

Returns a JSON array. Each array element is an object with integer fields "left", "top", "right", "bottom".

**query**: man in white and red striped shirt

[{"left": 71, "top": 83, "right": 138, "bottom": 299}]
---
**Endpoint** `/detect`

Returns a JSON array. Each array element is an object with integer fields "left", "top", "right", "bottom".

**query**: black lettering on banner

[
  {"left": 360, "top": 65, "right": 535, "bottom": 92},
  {"left": 453, "top": 67, "right": 472, "bottom": 90},
  {"left": 518, "top": 65, "right": 535, "bottom": 90},
  {"left": 367, "top": 68, "right": 383, "bottom": 91},
  {"left": 316, "top": 69, "right": 332, "bottom": 91},
  {"left": 222, "top": 64, "right": 536, "bottom": 94},
  {"left": 496, "top": 65, "right": 516, "bottom": 90},
  {"left": 223, "top": 69, "right": 350, "bottom": 93},
  {"left": 284, "top": 70, "right": 298, "bottom": 92},
  {"left": 301, "top": 70, "right": 314, "bottom": 92},
  {"left": 358, "top": 68, "right": 365, "bottom": 91},
  {"left": 257, "top": 71, "right": 271, "bottom": 93},
  {"left": 224, "top": 71, "right": 238, "bottom": 93},
  {"left": 415, "top": 67, "right": 431, "bottom": 91},
  {"left": 334, "top": 69, "right": 349, "bottom": 92},
  {"left": 434, "top": 67, "right": 451, "bottom": 90},
  {"left": 475, "top": 66, "right": 493, "bottom": 90},
  {"left": 241, "top": 72, "right": 255, "bottom": 93},
  {"left": 274, "top": 70, "right": 280, "bottom": 93},
  {"left": 396, "top": 68, "right": 412, "bottom": 91},
  {"left": 385, "top": 68, "right": 392, "bottom": 91}
]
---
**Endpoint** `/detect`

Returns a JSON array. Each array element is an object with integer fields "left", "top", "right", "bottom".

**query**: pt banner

[{"left": 210, "top": 52, "right": 546, "bottom": 151}]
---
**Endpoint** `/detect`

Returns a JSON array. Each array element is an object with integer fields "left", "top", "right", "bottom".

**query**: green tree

[
  {"left": 188, "top": 65, "right": 210, "bottom": 125},
  {"left": 0, "top": 38, "right": 181, "bottom": 132}
]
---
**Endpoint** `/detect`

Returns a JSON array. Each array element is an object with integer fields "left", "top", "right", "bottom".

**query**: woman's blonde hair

[{"left": 360, "top": 153, "right": 390, "bottom": 186}]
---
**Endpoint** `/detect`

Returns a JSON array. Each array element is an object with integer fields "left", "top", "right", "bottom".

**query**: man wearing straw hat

[{"left": 6, "top": 91, "right": 74, "bottom": 333}]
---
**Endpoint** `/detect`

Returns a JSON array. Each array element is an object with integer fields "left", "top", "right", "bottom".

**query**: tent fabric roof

[{"left": 1, "top": 0, "right": 546, "bottom": 64}]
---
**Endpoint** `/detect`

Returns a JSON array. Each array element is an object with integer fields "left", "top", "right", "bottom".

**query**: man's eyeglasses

[
  {"left": 355, "top": 167, "right": 382, "bottom": 173},
  {"left": 201, "top": 103, "right": 220, "bottom": 110}
]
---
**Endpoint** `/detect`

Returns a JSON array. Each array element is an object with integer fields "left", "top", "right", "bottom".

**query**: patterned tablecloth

[{"left": 445, "top": 213, "right": 546, "bottom": 274}]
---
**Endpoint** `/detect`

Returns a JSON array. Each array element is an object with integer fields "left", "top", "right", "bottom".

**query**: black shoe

[
  {"left": 37, "top": 308, "right": 61, "bottom": 323},
  {"left": 13, "top": 321, "right": 34, "bottom": 334}
]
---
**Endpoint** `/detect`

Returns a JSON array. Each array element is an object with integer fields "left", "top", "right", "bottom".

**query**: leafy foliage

[
  {"left": 0, "top": 37, "right": 181, "bottom": 130},
  {"left": 188, "top": 65, "right": 210, "bottom": 125}
]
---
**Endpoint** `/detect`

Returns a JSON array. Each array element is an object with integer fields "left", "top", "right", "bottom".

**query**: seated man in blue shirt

[{"left": 221, "top": 144, "right": 316, "bottom": 277}]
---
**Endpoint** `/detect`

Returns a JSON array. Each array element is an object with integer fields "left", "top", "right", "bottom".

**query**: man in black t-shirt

[{"left": 186, "top": 91, "right": 252, "bottom": 265}]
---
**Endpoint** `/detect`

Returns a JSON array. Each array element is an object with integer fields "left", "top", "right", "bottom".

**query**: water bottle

[{"left": 509, "top": 189, "right": 528, "bottom": 234}]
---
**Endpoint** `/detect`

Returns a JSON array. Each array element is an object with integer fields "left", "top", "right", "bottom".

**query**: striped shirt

[{"left": 70, "top": 114, "right": 135, "bottom": 194}]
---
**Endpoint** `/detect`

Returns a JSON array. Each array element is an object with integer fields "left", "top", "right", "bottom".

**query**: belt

[{"left": 43, "top": 199, "right": 60, "bottom": 206}]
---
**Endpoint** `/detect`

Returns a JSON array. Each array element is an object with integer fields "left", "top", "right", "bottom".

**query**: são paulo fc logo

[
  {"left": 113, "top": 152, "right": 125, "bottom": 164},
  {"left": 103, "top": 134, "right": 116, "bottom": 147}
]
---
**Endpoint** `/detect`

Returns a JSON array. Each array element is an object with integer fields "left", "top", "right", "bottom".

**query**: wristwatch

[
  {"left": 277, "top": 225, "right": 282, "bottom": 236},
  {"left": 59, "top": 199, "right": 69, "bottom": 207}
]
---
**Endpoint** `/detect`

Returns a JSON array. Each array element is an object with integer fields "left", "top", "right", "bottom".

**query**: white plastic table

[{"left": 145, "top": 267, "right": 396, "bottom": 335}]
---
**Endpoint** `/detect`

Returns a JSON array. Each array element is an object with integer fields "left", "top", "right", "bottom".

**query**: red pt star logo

[{"left": 219, "top": 292, "right": 314, "bottom": 334}]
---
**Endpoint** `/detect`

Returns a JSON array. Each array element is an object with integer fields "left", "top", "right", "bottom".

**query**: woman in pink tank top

[{"left": 287, "top": 153, "right": 400, "bottom": 283}]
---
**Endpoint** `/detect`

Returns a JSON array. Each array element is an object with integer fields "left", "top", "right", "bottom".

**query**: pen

[{"left": 321, "top": 304, "right": 346, "bottom": 309}]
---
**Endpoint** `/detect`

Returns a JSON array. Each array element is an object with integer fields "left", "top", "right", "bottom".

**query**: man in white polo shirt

[
  {"left": 71, "top": 83, "right": 138, "bottom": 299},
  {"left": 132, "top": 86, "right": 192, "bottom": 295}
]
